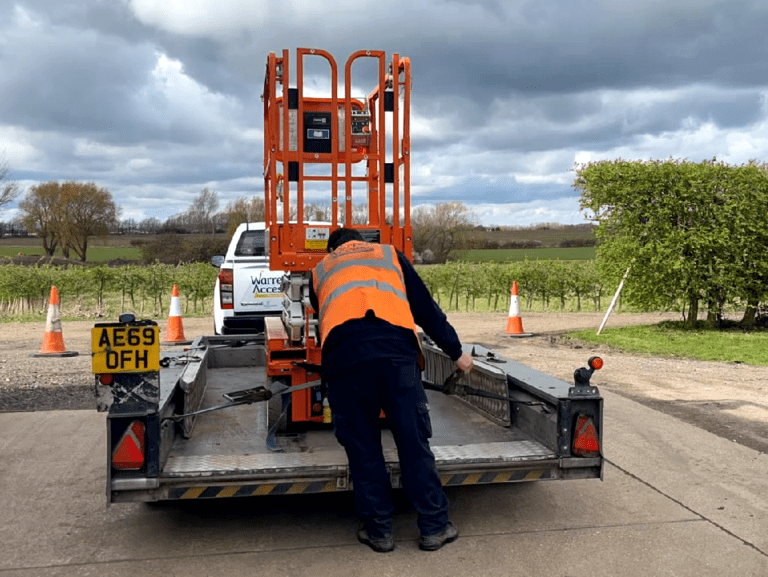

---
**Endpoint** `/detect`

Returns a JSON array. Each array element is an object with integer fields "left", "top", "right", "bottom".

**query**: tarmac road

[
  {"left": 1, "top": 389, "right": 766, "bottom": 576},
  {"left": 1, "top": 312, "right": 767, "bottom": 575}
]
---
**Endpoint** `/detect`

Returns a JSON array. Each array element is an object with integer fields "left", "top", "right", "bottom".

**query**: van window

[{"left": 234, "top": 230, "right": 266, "bottom": 257}]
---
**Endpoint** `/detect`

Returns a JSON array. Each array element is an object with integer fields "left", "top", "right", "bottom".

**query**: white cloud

[
  {"left": 412, "top": 196, "right": 588, "bottom": 228},
  {"left": 11, "top": 4, "right": 41, "bottom": 29},
  {"left": 0, "top": 126, "right": 40, "bottom": 165},
  {"left": 131, "top": 52, "right": 244, "bottom": 141},
  {"left": 74, "top": 140, "right": 147, "bottom": 158},
  {"left": 474, "top": 197, "right": 588, "bottom": 228}
]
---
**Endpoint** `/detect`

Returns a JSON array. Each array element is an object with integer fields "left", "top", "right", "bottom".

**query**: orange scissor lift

[{"left": 262, "top": 48, "right": 412, "bottom": 430}]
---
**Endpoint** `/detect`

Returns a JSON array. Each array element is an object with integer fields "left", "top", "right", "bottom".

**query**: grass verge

[
  {"left": 568, "top": 321, "right": 768, "bottom": 366},
  {"left": 0, "top": 246, "right": 142, "bottom": 261}
]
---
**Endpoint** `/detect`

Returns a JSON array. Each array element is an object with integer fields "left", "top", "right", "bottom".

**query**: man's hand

[{"left": 457, "top": 352, "right": 473, "bottom": 372}]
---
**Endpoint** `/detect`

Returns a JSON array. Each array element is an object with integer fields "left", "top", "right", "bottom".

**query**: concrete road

[{"left": 1, "top": 390, "right": 766, "bottom": 577}]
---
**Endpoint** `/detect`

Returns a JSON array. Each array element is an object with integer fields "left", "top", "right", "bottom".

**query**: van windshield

[{"left": 234, "top": 230, "right": 266, "bottom": 257}]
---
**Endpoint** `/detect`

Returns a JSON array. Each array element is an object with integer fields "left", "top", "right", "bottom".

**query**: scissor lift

[{"left": 261, "top": 49, "right": 413, "bottom": 428}]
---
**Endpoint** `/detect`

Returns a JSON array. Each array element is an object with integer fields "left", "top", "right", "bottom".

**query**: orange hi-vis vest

[{"left": 312, "top": 241, "right": 419, "bottom": 346}]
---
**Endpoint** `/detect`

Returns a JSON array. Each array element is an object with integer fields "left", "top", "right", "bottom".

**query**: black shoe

[
  {"left": 418, "top": 522, "right": 459, "bottom": 551},
  {"left": 357, "top": 527, "right": 394, "bottom": 553}
]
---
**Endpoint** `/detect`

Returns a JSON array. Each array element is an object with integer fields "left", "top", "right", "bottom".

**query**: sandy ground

[{"left": 1, "top": 311, "right": 766, "bottom": 453}]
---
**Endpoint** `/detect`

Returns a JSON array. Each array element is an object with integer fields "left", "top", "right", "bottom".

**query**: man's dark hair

[{"left": 327, "top": 227, "right": 364, "bottom": 252}]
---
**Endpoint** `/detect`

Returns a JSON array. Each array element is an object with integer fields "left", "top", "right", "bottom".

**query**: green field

[
  {"left": 473, "top": 224, "right": 596, "bottom": 246},
  {"left": 0, "top": 246, "right": 142, "bottom": 261},
  {"left": 454, "top": 247, "right": 596, "bottom": 262}
]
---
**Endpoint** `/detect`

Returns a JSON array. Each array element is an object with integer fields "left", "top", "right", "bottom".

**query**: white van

[{"left": 211, "top": 222, "right": 285, "bottom": 335}]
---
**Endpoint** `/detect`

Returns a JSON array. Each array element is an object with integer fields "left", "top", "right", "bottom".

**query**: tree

[
  {"left": 411, "top": 202, "right": 476, "bottom": 263},
  {"left": 19, "top": 181, "right": 119, "bottom": 262},
  {"left": 0, "top": 155, "right": 19, "bottom": 210},
  {"left": 61, "top": 182, "right": 120, "bottom": 261},
  {"left": 138, "top": 217, "right": 162, "bottom": 234},
  {"left": 19, "top": 182, "right": 63, "bottom": 256},
  {"left": 222, "top": 196, "right": 266, "bottom": 237},
  {"left": 575, "top": 158, "right": 768, "bottom": 327},
  {"left": 187, "top": 187, "right": 219, "bottom": 234},
  {"left": 116, "top": 218, "right": 139, "bottom": 234}
]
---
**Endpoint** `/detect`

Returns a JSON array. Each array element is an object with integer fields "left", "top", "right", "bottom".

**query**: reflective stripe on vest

[{"left": 313, "top": 241, "right": 417, "bottom": 344}]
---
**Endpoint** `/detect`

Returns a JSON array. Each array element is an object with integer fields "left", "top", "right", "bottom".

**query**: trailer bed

[
  {"left": 104, "top": 334, "right": 600, "bottom": 503},
  {"left": 155, "top": 362, "right": 558, "bottom": 501}
]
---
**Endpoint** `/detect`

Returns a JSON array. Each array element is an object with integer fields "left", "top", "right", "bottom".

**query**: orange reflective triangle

[
  {"left": 573, "top": 416, "right": 600, "bottom": 456},
  {"left": 112, "top": 421, "right": 145, "bottom": 470}
]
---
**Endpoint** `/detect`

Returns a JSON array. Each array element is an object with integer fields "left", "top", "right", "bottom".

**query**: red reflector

[
  {"left": 99, "top": 373, "right": 113, "bottom": 385},
  {"left": 112, "top": 421, "right": 145, "bottom": 470},
  {"left": 219, "top": 269, "right": 233, "bottom": 284},
  {"left": 589, "top": 356, "right": 604, "bottom": 370},
  {"left": 573, "top": 415, "right": 600, "bottom": 457}
]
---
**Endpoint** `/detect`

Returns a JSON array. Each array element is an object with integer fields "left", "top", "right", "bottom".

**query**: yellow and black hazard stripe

[
  {"left": 168, "top": 480, "right": 341, "bottom": 500},
  {"left": 167, "top": 468, "right": 555, "bottom": 499},
  {"left": 440, "top": 468, "right": 554, "bottom": 486}
]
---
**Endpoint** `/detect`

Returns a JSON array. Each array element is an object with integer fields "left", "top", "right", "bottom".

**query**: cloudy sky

[{"left": 1, "top": 0, "right": 767, "bottom": 227}]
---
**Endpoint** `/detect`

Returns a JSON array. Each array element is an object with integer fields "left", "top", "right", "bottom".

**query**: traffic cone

[
  {"left": 33, "top": 286, "right": 79, "bottom": 357},
  {"left": 504, "top": 281, "right": 532, "bottom": 337},
  {"left": 163, "top": 284, "right": 191, "bottom": 345}
]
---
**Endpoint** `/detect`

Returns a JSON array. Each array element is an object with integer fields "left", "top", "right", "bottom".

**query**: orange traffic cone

[
  {"left": 33, "top": 286, "right": 79, "bottom": 357},
  {"left": 504, "top": 281, "right": 532, "bottom": 337},
  {"left": 163, "top": 284, "right": 191, "bottom": 344}
]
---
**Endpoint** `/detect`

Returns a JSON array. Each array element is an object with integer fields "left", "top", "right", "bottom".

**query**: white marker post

[{"left": 597, "top": 267, "right": 631, "bottom": 336}]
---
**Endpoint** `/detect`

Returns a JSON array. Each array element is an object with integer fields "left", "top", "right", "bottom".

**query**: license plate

[{"left": 92, "top": 324, "right": 160, "bottom": 373}]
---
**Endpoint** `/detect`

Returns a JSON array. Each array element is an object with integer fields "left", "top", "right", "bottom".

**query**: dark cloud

[{"left": 2, "top": 0, "right": 768, "bottom": 227}]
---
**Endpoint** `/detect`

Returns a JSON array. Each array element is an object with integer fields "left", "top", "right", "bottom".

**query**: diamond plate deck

[
  {"left": 163, "top": 439, "right": 554, "bottom": 479},
  {"left": 161, "top": 352, "right": 556, "bottom": 483},
  {"left": 163, "top": 450, "right": 348, "bottom": 477}
]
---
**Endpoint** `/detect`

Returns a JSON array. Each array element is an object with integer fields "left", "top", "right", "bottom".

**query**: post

[{"left": 597, "top": 267, "right": 630, "bottom": 336}]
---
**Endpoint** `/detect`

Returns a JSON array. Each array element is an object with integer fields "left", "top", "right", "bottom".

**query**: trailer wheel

[{"left": 267, "top": 377, "right": 290, "bottom": 434}]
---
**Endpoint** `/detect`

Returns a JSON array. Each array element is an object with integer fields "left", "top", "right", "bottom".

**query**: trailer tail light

[
  {"left": 112, "top": 421, "right": 145, "bottom": 470},
  {"left": 219, "top": 269, "right": 234, "bottom": 310},
  {"left": 573, "top": 415, "right": 600, "bottom": 457}
]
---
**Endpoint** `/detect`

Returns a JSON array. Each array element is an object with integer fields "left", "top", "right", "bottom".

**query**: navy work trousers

[{"left": 325, "top": 358, "right": 450, "bottom": 538}]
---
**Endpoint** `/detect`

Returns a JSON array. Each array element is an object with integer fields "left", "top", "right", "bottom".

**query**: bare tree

[
  {"left": 139, "top": 217, "right": 162, "bottom": 234},
  {"left": 305, "top": 202, "right": 333, "bottom": 222},
  {"left": 188, "top": 187, "right": 220, "bottom": 234},
  {"left": 411, "top": 201, "right": 476, "bottom": 263},
  {"left": 0, "top": 155, "right": 19, "bottom": 210},
  {"left": 223, "top": 196, "right": 266, "bottom": 236}
]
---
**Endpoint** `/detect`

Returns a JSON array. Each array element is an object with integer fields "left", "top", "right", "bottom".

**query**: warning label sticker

[{"left": 305, "top": 227, "right": 330, "bottom": 250}]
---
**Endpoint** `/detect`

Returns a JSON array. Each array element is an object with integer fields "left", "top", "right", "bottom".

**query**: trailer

[
  {"left": 92, "top": 48, "right": 603, "bottom": 504},
  {"left": 93, "top": 321, "right": 603, "bottom": 503}
]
